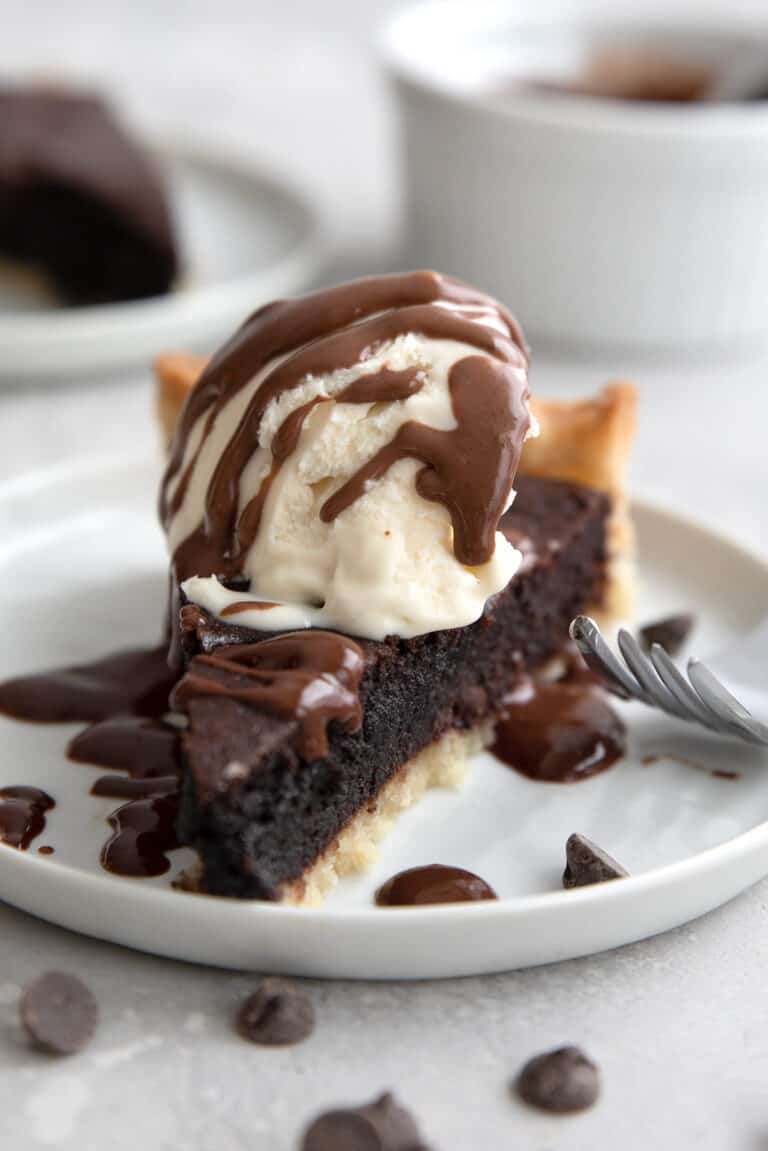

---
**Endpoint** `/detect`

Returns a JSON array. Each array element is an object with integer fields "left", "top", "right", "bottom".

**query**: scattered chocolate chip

[
  {"left": 515, "top": 1045, "right": 600, "bottom": 1113},
  {"left": 20, "top": 972, "right": 99, "bottom": 1055},
  {"left": 301, "top": 1092, "right": 428, "bottom": 1151},
  {"left": 236, "top": 977, "right": 315, "bottom": 1046},
  {"left": 639, "top": 613, "right": 695, "bottom": 657},
  {"left": 563, "top": 833, "right": 629, "bottom": 889}
]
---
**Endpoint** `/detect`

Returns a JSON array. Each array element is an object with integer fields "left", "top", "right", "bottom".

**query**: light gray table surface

[{"left": 1, "top": 1, "right": 768, "bottom": 1148}]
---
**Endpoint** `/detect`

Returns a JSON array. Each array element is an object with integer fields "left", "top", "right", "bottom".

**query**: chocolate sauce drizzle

[
  {"left": 161, "top": 270, "right": 529, "bottom": 584},
  {"left": 172, "top": 630, "right": 364, "bottom": 761},
  {"left": 220, "top": 600, "right": 277, "bottom": 616},
  {"left": 321, "top": 356, "right": 529, "bottom": 565},
  {"left": 0, "top": 786, "right": 54, "bottom": 850},
  {"left": 375, "top": 863, "right": 497, "bottom": 906},
  {"left": 210, "top": 364, "right": 428, "bottom": 601}
]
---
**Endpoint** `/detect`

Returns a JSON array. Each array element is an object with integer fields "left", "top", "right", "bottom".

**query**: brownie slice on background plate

[{"left": 0, "top": 86, "right": 177, "bottom": 304}]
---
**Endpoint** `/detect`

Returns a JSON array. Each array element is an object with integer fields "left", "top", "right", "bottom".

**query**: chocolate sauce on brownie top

[
  {"left": 171, "top": 631, "right": 364, "bottom": 761},
  {"left": 161, "top": 270, "right": 530, "bottom": 584}
]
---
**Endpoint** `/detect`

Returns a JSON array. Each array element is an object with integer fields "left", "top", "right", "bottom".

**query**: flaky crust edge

[{"left": 526, "top": 383, "right": 637, "bottom": 621}]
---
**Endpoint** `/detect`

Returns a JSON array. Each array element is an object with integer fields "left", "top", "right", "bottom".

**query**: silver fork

[{"left": 569, "top": 615, "right": 768, "bottom": 748}]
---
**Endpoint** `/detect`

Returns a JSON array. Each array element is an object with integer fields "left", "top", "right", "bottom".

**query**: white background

[{"left": 0, "top": 1, "right": 767, "bottom": 1148}]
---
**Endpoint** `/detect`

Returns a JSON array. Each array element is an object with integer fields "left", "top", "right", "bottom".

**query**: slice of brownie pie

[
  {"left": 155, "top": 271, "right": 636, "bottom": 902},
  {"left": 0, "top": 86, "right": 178, "bottom": 305}
]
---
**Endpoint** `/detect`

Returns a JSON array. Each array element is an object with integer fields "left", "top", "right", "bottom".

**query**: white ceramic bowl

[{"left": 382, "top": 0, "right": 768, "bottom": 353}]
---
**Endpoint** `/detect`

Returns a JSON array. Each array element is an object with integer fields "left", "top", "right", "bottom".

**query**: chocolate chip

[
  {"left": 20, "top": 971, "right": 99, "bottom": 1055},
  {"left": 563, "top": 832, "right": 629, "bottom": 888},
  {"left": 236, "top": 977, "right": 315, "bottom": 1046},
  {"left": 515, "top": 1045, "right": 600, "bottom": 1113},
  {"left": 639, "top": 613, "right": 695, "bottom": 657},
  {"left": 301, "top": 1092, "right": 428, "bottom": 1151}
]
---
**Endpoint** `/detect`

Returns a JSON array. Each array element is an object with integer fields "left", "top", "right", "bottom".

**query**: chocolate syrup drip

[
  {"left": 67, "top": 715, "right": 180, "bottom": 778},
  {"left": 54, "top": 691, "right": 184, "bottom": 879},
  {"left": 335, "top": 365, "right": 425, "bottom": 406},
  {"left": 187, "top": 305, "right": 522, "bottom": 580},
  {"left": 233, "top": 366, "right": 426, "bottom": 566},
  {"left": 321, "top": 356, "right": 530, "bottom": 565},
  {"left": 220, "top": 600, "right": 277, "bottom": 616},
  {"left": 375, "top": 863, "right": 497, "bottom": 906},
  {"left": 0, "top": 645, "right": 175, "bottom": 724},
  {"left": 0, "top": 786, "right": 54, "bottom": 850},
  {"left": 161, "top": 271, "right": 529, "bottom": 584},
  {"left": 493, "top": 678, "right": 626, "bottom": 783},
  {"left": 172, "top": 631, "right": 363, "bottom": 761},
  {"left": 162, "top": 271, "right": 526, "bottom": 516},
  {"left": 100, "top": 780, "right": 179, "bottom": 878}
]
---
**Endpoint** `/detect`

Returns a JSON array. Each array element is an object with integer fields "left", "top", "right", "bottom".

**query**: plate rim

[{"left": 0, "top": 450, "right": 767, "bottom": 936}]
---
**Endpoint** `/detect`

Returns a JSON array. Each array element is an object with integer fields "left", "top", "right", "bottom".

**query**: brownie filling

[{"left": 176, "top": 475, "right": 610, "bottom": 900}]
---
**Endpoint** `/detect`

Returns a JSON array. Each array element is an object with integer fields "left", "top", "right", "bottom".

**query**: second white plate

[
  {"left": 0, "top": 143, "right": 325, "bottom": 383},
  {"left": 0, "top": 455, "right": 767, "bottom": 977}
]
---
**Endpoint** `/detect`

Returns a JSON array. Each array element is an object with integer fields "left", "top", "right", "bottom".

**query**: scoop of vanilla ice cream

[{"left": 170, "top": 330, "right": 529, "bottom": 641}]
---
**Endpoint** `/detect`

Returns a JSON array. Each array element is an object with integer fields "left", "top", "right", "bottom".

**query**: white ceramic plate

[
  {"left": 0, "top": 455, "right": 767, "bottom": 978},
  {"left": 0, "top": 144, "right": 325, "bottom": 383}
]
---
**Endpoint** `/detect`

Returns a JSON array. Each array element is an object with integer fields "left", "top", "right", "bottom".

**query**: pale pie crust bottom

[
  {"left": 178, "top": 723, "right": 493, "bottom": 906},
  {"left": 282, "top": 723, "right": 493, "bottom": 906}
]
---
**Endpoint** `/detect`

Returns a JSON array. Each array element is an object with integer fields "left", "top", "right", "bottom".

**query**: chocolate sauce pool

[
  {"left": 68, "top": 715, "right": 180, "bottom": 778},
  {"left": 0, "top": 786, "right": 54, "bottom": 850},
  {"left": 375, "top": 864, "right": 497, "bottom": 906},
  {"left": 98, "top": 780, "right": 179, "bottom": 878},
  {"left": 492, "top": 676, "right": 626, "bottom": 783},
  {"left": 0, "top": 645, "right": 182, "bottom": 876},
  {"left": 0, "top": 645, "right": 175, "bottom": 723}
]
